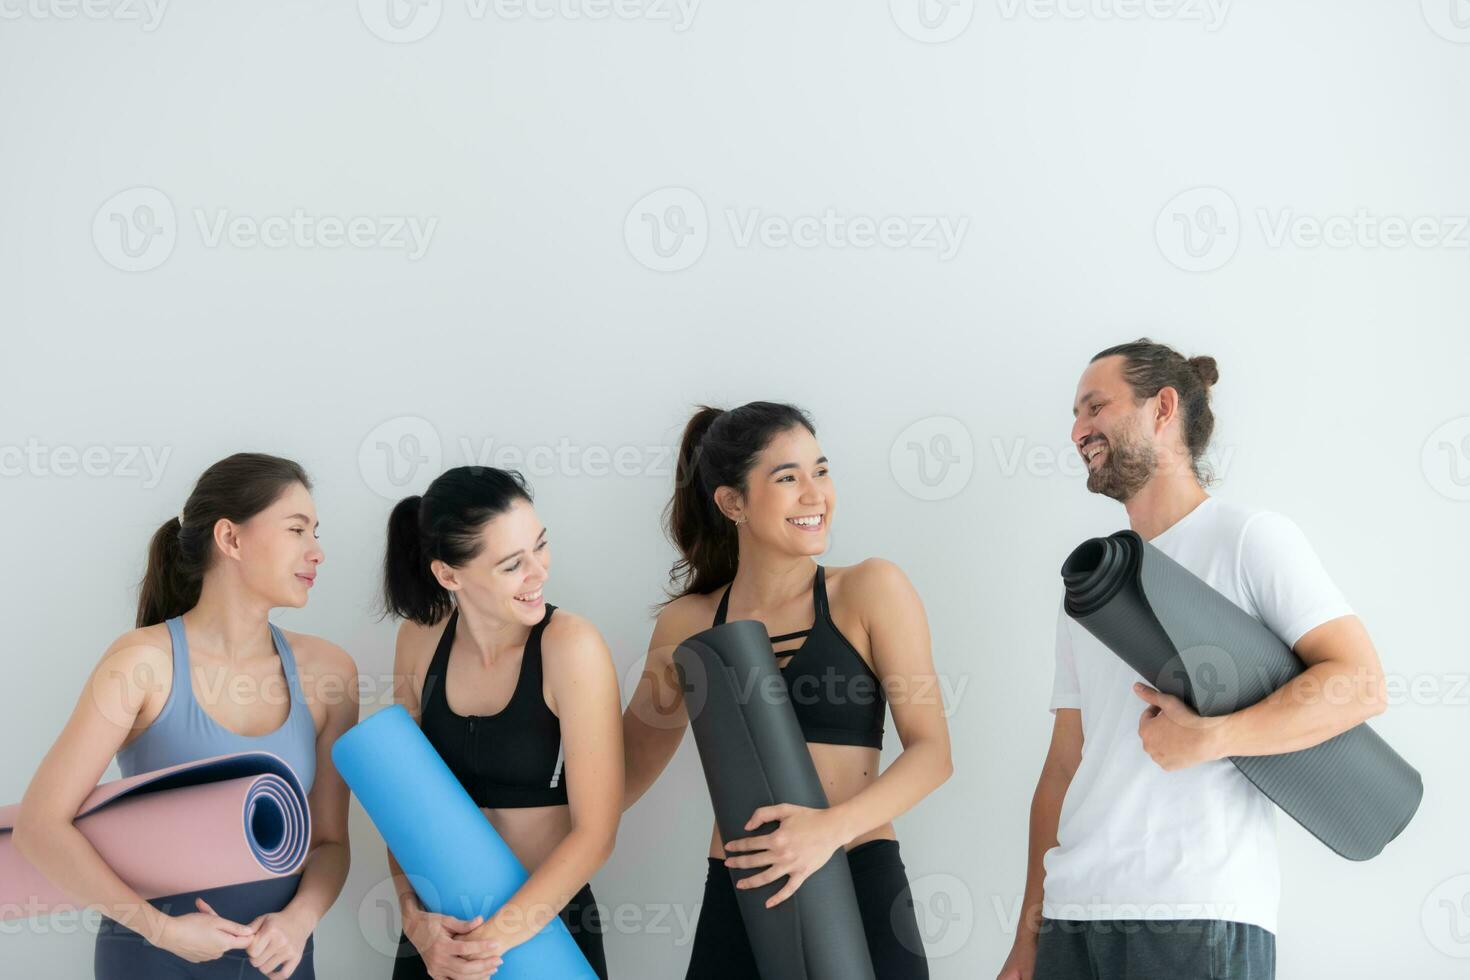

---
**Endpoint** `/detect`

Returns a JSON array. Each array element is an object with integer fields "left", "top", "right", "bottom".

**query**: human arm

[
  {"left": 723, "top": 559, "right": 954, "bottom": 907},
  {"left": 385, "top": 619, "right": 506, "bottom": 978},
  {"left": 464, "top": 614, "right": 623, "bottom": 952},
  {"left": 997, "top": 709, "right": 1082, "bottom": 980},
  {"left": 1134, "top": 614, "right": 1386, "bottom": 768},
  {"left": 1135, "top": 512, "right": 1385, "bottom": 770},
  {"left": 243, "top": 637, "right": 361, "bottom": 978},
  {"left": 11, "top": 633, "right": 256, "bottom": 961},
  {"left": 620, "top": 598, "right": 697, "bottom": 811}
]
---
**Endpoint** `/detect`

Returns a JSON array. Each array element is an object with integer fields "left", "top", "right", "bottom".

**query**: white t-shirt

[{"left": 1042, "top": 496, "right": 1354, "bottom": 935}]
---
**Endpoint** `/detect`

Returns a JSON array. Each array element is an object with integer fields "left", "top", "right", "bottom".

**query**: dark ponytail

[
  {"left": 663, "top": 401, "right": 815, "bottom": 602},
  {"left": 1091, "top": 337, "right": 1221, "bottom": 484},
  {"left": 380, "top": 466, "right": 533, "bottom": 625},
  {"left": 136, "top": 453, "right": 311, "bottom": 628}
]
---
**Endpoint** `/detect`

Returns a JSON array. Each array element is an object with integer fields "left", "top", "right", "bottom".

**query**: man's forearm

[
  {"left": 1016, "top": 772, "right": 1067, "bottom": 945},
  {"left": 1215, "top": 660, "right": 1386, "bottom": 758}
]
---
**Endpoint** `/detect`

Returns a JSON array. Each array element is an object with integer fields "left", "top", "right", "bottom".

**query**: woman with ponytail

[
  {"left": 378, "top": 466, "right": 622, "bottom": 980},
  {"left": 12, "top": 453, "right": 360, "bottom": 978},
  {"left": 623, "top": 402, "right": 955, "bottom": 978}
]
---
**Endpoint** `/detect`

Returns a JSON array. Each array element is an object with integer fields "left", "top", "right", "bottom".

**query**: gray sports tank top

[{"left": 114, "top": 617, "right": 318, "bottom": 792}]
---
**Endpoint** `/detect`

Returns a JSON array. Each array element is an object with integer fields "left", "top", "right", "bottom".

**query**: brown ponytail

[
  {"left": 136, "top": 453, "right": 311, "bottom": 627},
  {"left": 662, "top": 401, "right": 815, "bottom": 603}
]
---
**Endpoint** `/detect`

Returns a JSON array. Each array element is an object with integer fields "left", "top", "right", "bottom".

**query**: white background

[{"left": 2, "top": 1, "right": 1468, "bottom": 977}]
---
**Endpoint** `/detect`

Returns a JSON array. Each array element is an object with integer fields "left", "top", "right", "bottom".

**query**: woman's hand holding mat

[
  {"left": 331, "top": 705, "right": 597, "bottom": 980},
  {"left": 157, "top": 897, "right": 257, "bottom": 963},
  {"left": 675, "top": 620, "right": 877, "bottom": 980},
  {"left": 723, "top": 803, "right": 853, "bottom": 908},
  {"left": 243, "top": 903, "right": 317, "bottom": 978},
  {"left": 401, "top": 892, "right": 506, "bottom": 978}
]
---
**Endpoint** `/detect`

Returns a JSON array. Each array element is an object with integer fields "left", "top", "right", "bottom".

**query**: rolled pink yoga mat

[{"left": 0, "top": 751, "right": 310, "bottom": 921}]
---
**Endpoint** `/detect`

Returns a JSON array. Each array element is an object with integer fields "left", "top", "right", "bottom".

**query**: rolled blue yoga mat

[{"left": 332, "top": 704, "right": 596, "bottom": 979}]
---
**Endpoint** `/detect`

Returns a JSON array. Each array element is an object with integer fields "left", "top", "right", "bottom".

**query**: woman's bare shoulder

[
  {"left": 828, "top": 557, "right": 910, "bottom": 597},
  {"left": 96, "top": 623, "right": 173, "bottom": 673},
  {"left": 652, "top": 589, "right": 720, "bottom": 643},
  {"left": 278, "top": 629, "right": 358, "bottom": 679}
]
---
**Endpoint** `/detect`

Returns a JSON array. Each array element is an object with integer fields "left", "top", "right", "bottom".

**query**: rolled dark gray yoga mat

[
  {"left": 1061, "top": 530, "right": 1422, "bottom": 861},
  {"left": 674, "top": 619, "right": 876, "bottom": 980}
]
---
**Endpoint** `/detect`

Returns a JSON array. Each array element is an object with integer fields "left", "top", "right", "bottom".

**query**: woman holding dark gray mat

[
  {"left": 622, "top": 401, "right": 954, "bottom": 978},
  {"left": 12, "top": 452, "right": 360, "bottom": 979},
  {"left": 380, "top": 465, "right": 622, "bottom": 979}
]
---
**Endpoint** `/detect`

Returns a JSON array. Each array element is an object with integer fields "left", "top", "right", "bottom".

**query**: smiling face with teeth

[
  {"left": 1072, "top": 354, "right": 1172, "bottom": 502},
  {"left": 430, "top": 497, "right": 552, "bottom": 627},
  {"left": 714, "top": 425, "right": 833, "bottom": 558}
]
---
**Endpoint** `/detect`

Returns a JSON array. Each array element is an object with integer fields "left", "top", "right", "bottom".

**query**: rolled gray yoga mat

[
  {"left": 674, "top": 619, "right": 876, "bottom": 980},
  {"left": 1061, "top": 530, "right": 1422, "bottom": 861}
]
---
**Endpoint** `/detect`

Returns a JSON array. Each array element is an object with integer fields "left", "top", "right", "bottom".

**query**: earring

[{"left": 733, "top": 516, "right": 747, "bottom": 526}]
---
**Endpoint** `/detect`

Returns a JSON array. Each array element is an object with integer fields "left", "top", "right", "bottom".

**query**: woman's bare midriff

[
  {"left": 706, "top": 742, "right": 894, "bottom": 859},
  {"left": 484, "top": 803, "right": 574, "bottom": 871}
]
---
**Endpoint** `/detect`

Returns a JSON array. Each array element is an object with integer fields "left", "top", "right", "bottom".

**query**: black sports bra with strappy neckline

[{"left": 712, "top": 565, "right": 885, "bottom": 749}]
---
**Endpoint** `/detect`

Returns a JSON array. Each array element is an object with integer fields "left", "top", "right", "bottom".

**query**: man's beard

[{"left": 1085, "top": 426, "right": 1156, "bottom": 502}]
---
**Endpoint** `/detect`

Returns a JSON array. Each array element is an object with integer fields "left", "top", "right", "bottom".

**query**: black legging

[
  {"left": 684, "top": 838, "right": 929, "bottom": 979},
  {"left": 93, "top": 877, "right": 314, "bottom": 979},
  {"left": 390, "top": 882, "right": 606, "bottom": 979}
]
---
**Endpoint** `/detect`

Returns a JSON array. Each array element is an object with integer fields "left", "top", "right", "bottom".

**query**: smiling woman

[
  {"left": 623, "top": 401, "right": 954, "bottom": 980},
  {"left": 376, "top": 465, "right": 623, "bottom": 980}
]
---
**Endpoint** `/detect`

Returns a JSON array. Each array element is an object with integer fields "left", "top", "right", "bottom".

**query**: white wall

[{"left": 2, "top": 2, "right": 1467, "bottom": 977}]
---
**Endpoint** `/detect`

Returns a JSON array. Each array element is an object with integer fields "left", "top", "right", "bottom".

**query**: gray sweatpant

[{"left": 1034, "top": 917, "right": 1275, "bottom": 980}]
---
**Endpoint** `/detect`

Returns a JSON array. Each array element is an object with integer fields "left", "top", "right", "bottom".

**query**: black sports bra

[
  {"left": 419, "top": 604, "right": 568, "bottom": 808},
  {"left": 712, "top": 565, "right": 885, "bottom": 749}
]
